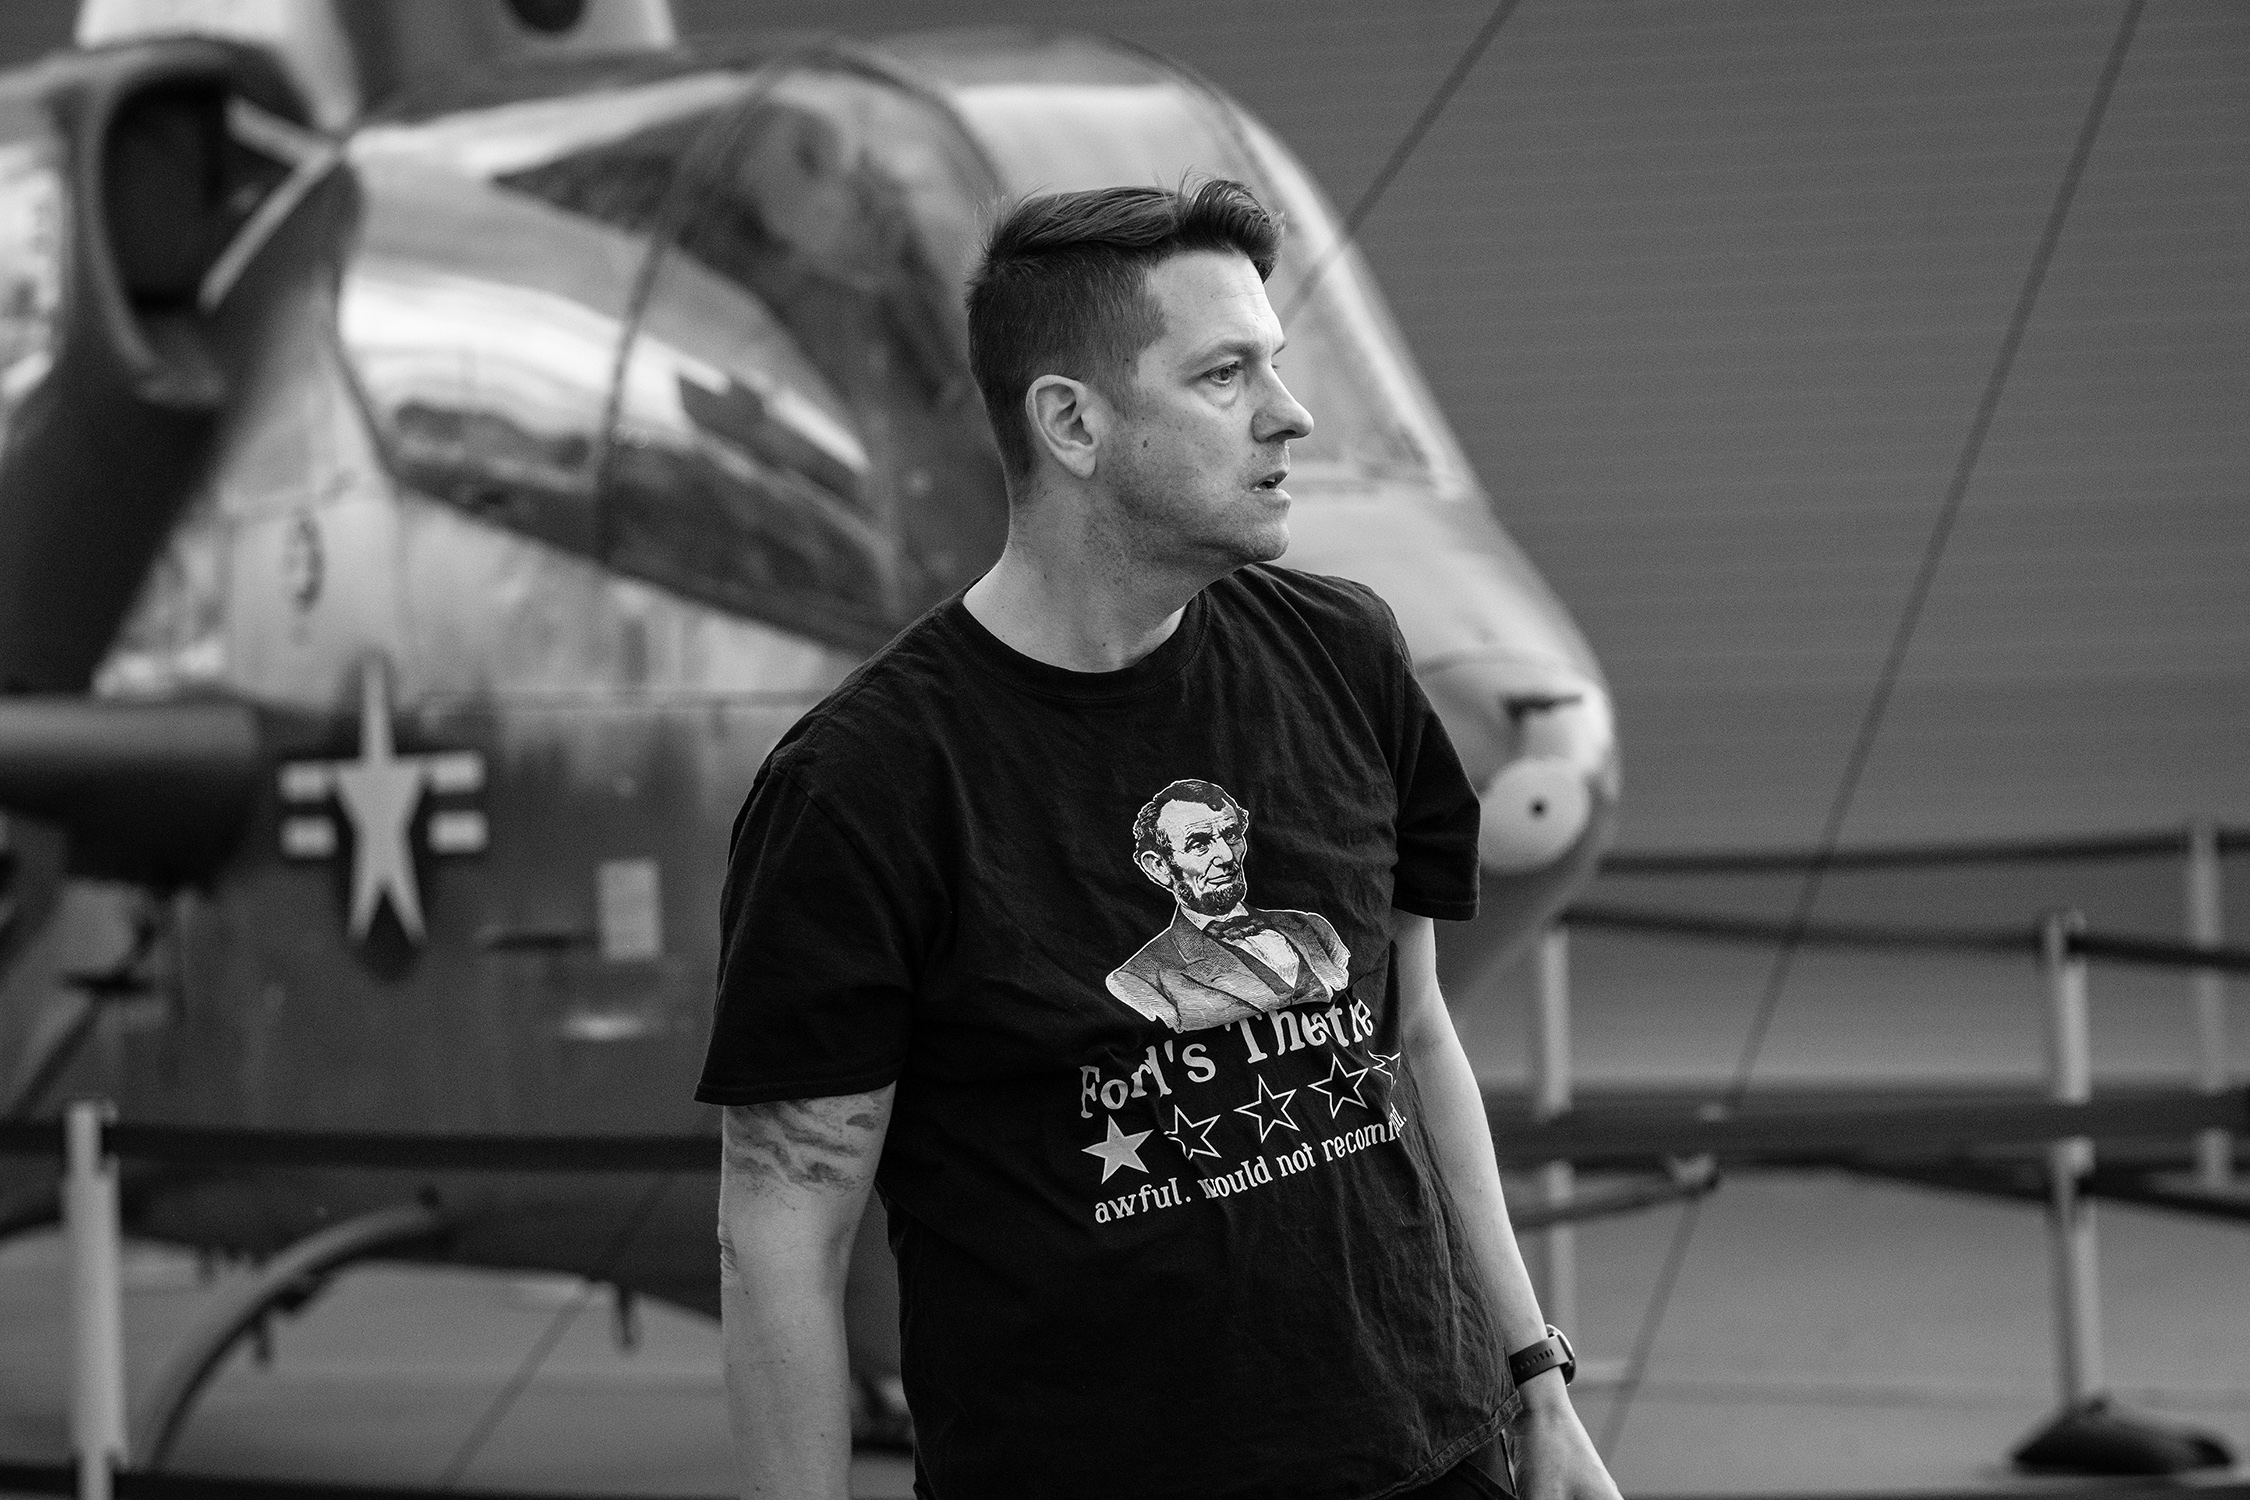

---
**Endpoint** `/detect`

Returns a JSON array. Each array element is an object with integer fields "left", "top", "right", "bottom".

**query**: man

[
  {"left": 698, "top": 182, "right": 1620, "bottom": 1500},
  {"left": 1107, "top": 777, "right": 1352, "bottom": 1031}
]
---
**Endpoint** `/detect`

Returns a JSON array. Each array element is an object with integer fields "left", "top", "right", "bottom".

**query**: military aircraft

[{"left": 0, "top": 0, "right": 1622, "bottom": 1463}]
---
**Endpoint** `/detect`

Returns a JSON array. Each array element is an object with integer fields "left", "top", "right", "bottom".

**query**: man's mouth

[{"left": 1253, "top": 466, "right": 1289, "bottom": 492}]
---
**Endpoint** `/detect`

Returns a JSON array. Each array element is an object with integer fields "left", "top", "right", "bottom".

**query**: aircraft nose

[
  {"left": 1279, "top": 485, "right": 1619, "bottom": 948},
  {"left": 1484, "top": 759, "right": 1591, "bottom": 871},
  {"left": 1420, "top": 653, "right": 1616, "bottom": 874}
]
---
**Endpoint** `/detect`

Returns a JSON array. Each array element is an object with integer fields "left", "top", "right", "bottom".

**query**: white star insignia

[
  {"left": 279, "top": 659, "right": 486, "bottom": 947},
  {"left": 1232, "top": 1074, "right": 1299, "bottom": 1142},
  {"left": 1306, "top": 1054, "right": 1373, "bottom": 1118},
  {"left": 1367, "top": 1050, "right": 1400, "bottom": 1081},
  {"left": 1167, "top": 1106, "right": 1222, "bottom": 1161},
  {"left": 333, "top": 746, "right": 426, "bottom": 940},
  {"left": 1082, "top": 1115, "right": 1154, "bottom": 1182}
]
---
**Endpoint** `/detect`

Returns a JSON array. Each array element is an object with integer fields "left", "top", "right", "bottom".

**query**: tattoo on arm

[{"left": 721, "top": 1088, "right": 892, "bottom": 1199}]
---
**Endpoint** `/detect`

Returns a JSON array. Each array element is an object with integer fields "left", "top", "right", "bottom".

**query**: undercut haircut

[
  {"left": 967, "top": 180, "right": 1283, "bottom": 484},
  {"left": 1132, "top": 779, "right": 1249, "bottom": 865}
]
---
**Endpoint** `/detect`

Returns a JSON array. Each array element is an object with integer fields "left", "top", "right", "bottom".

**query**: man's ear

[
  {"left": 1135, "top": 849, "right": 1173, "bottom": 889},
  {"left": 1025, "top": 374, "right": 1104, "bottom": 481}
]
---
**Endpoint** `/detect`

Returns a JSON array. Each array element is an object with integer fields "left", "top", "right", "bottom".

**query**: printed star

[
  {"left": 1233, "top": 1074, "right": 1299, "bottom": 1142},
  {"left": 1167, "top": 1106, "right": 1222, "bottom": 1161},
  {"left": 1082, "top": 1116, "right": 1154, "bottom": 1182},
  {"left": 332, "top": 662, "right": 426, "bottom": 941},
  {"left": 1306, "top": 1054, "right": 1372, "bottom": 1118},
  {"left": 1367, "top": 1049, "right": 1401, "bottom": 1081}
]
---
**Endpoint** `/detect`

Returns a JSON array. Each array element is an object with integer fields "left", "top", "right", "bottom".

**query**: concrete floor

[{"left": 2, "top": 1170, "right": 2246, "bottom": 1498}]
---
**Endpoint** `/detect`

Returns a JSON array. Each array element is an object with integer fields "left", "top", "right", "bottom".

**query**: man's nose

[{"left": 1255, "top": 370, "right": 1314, "bottom": 444}]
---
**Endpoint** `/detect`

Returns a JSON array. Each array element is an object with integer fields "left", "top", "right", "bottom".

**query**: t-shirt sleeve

[
  {"left": 695, "top": 765, "right": 921, "bottom": 1106},
  {"left": 1372, "top": 598, "right": 1482, "bottom": 922}
]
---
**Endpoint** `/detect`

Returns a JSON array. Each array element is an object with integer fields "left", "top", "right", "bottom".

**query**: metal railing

[{"left": 1523, "top": 820, "right": 2239, "bottom": 1420}]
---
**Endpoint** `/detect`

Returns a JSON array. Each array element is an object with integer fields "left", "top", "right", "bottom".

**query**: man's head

[
  {"left": 1132, "top": 779, "right": 1251, "bottom": 916},
  {"left": 966, "top": 182, "right": 1314, "bottom": 570}
]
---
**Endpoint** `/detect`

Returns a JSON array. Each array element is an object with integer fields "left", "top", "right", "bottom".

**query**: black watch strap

[{"left": 1506, "top": 1324, "right": 1577, "bottom": 1387}]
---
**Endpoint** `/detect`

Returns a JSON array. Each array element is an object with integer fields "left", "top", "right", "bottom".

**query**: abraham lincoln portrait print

[{"left": 1104, "top": 779, "right": 1352, "bottom": 1032}]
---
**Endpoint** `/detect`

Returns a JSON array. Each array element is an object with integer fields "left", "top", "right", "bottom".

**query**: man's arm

[
  {"left": 718, "top": 1087, "right": 895, "bottom": 1500},
  {"left": 1391, "top": 912, "right": 1621, "bottom": 1500}
]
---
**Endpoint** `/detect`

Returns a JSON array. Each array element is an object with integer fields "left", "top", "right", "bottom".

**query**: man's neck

[{"left": 963, "top": 515, "right": 1219, "bottom": 674}]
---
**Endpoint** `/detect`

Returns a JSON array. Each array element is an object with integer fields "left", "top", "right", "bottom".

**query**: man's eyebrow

[{"left": 1183, "top": 334, "right": 1285, "bottom": 366}]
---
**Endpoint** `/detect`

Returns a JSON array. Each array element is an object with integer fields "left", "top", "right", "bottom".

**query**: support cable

[
  {"left": 1281, "top": 0, "right": 1524, "bottom": 322},
  {"left": 435, "top": 1174, "right": 677, "bottom": 1490},
  {"left": 1594, "top": 0, "right": 2147, "bottom": 1459}
]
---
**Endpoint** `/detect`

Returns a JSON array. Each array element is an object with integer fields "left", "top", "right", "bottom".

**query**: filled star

[
  {"left": 1232, "top": 1074, "right": 1299, "bottom": 1142},
  {"left": 1167, "top": 1106, "right": 1222, "bottom": 1161},
  {"left": 333, "top": 664, "right": 428, "bottom": 941},
  {"left": 1306, "top": 1054, "right": 1372, "bottom": 1117},
  {"left": 1082, "top": 1116, "right": 1154, "bottom": 1181}
]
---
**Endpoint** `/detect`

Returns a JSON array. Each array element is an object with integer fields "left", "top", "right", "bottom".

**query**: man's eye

[{"left": 1208, "top": 363, "right": 1240, "bottom": 385}]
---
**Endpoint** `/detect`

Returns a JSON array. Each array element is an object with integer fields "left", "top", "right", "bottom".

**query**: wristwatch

[{"left": 1507, "top": 1324, "right": 1577, "bottom": 1387}]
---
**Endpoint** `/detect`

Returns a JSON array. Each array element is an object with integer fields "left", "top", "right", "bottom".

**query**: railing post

[
  {"left": 65, "top": 1099, "right": 127, "bottom": 1500},
  {"left": 2039, "top": 911, "right": 2101, "bottom": 1406},
  {"left": 2187, "top": 821, "right": 2232, "bottom": 1188},
  {"left": 1531, "top": 924, "right": 1575, "bottom": 1335}
]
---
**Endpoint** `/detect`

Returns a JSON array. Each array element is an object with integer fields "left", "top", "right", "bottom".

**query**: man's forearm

[
  {"left": 719, "top": 1230, "right": 857, "bottom": 1500},
  {"left": 1391, "top": 917, "right": 1573, "bottom": 1408},
  {"left": 716, "top": 1089, "right": 894, "bottom": 1500},
  {"left": 1391, "top": 915, "right": 1623, "bottom": 1500},
  {"left": 1397, "top": 968, "right": 1555, "bottom": 1361}
]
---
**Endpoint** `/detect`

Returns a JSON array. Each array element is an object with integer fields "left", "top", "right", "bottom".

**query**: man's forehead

[
  {"left": 1158, "top": 800, "right": 1241, "bottom": 839},
  {"left": 1142, "top": 251, "right": 1282, "bottom": 362}
]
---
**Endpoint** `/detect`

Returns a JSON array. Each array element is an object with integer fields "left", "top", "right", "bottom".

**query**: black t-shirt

[{"left": 697, "top": 564, "right": 1513, "bottom": 1500}]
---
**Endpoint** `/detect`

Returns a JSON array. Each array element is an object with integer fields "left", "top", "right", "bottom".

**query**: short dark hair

[
  {"left": 1132, "top": 778, "right": 1249, "bottom": 865},
  {"left": 966, "top": 181, "right": 1283, "bottom": 483}
]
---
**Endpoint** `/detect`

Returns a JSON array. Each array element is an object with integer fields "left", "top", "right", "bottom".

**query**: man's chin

[{"left": 1226, "top": 519, "right": 1290, "bottom": 568}]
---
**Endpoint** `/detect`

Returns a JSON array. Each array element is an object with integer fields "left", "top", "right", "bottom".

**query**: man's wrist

[
  {"left": 1507, "top": 1324, "right": 1577, "bottom": 1388},
  {"left": 1512, "top": 1365, "right": 1575, "bottom": 1417}
]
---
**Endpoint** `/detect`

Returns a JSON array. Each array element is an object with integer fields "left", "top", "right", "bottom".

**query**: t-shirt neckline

[{"left": 938, "top": 584, "right": 1212, "bottom": 703}]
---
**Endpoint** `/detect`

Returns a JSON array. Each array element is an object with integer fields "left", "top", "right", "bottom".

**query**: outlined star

[
  {"left": 1233, "top": 1074, "right": 1299, "bottom": 1142},
  {"left": 1306, "top": 1054, "right": 1373, "bottom": 1118},
  {"left": 1167, "top": 1106, "right": 1222, "bottom": 1161},
  {"left": 1367, "top": 1050, "right": 1401, "bottom": 1081},
  {"left": 1082, "top": 1116, "right": 1154, "bottom": 1182}
]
